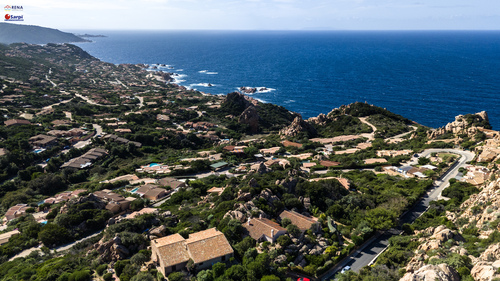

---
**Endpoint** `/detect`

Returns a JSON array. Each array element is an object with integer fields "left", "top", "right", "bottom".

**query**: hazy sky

[{"left": 6, "top": 0, "right": 500, "bottom": 31}]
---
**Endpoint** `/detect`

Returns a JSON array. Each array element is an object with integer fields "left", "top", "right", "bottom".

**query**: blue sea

[{"left": 73, "top": 31, "right": 500, "bottom": 129}]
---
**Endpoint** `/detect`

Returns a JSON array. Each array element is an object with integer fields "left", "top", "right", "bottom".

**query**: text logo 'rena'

[
  {"left": 4, "top": 5, "right": 22, "bottom": 11},
  {"left": 4, "top": 14, "right": 23, "bottom": 21}
]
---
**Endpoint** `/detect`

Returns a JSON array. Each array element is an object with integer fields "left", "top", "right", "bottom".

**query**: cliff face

[{"left": 428, "top": 111, "right": 490, "bottom": 139}]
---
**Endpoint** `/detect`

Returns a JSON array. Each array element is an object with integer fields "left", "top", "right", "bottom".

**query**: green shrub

[
  {"left": 96, "top": 264, "right": 108, "bottom": 276},
  {"left": 103, "top": 273, "right": 113, "bottom": 281}
]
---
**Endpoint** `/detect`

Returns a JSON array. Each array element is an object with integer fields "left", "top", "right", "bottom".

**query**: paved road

[
  {"left": 9, "top": 230, "right": 103, "bottom": 261},
  {"left": 385, "top": 126, "right": 417, "bottom": 142},
  {"left": 321, "top": 149, "right": 475, "bottom": 280},
  {"left": 73, "top": 124, "right": 103, "bottom": 149}
]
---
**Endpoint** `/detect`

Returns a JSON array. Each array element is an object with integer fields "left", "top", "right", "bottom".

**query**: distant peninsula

[
  {"left": 0, "top": 23, "right": 88, "bottom": 45},
  {"left": 76, "top": 34, "right": 107, "bottom": 38}
]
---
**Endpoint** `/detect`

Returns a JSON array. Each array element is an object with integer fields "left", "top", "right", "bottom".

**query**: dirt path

[{"left": 358, "top": 117, "right": 377, "bottom": 141}]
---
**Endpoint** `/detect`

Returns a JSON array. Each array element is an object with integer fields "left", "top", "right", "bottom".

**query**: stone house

[
  {"left": 243, "top": 217, "right": 287, "bottom": 243},
  {"left": 279, "top": 210, "right": 320, "bottom": 233},
  {"left": 151, "top": 228, "right": 234, "bottom": 276}
]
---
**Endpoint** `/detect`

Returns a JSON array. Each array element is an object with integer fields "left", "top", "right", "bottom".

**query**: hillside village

[{"left": 0, "top": 42, "right": 499, "bottom": 281}]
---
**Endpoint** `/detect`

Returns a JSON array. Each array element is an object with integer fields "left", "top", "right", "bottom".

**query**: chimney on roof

[
  {"left": 271, "top": 229, "right": 274, "bottom": 237},
  {"left": 247, "top": 217, "right": 251, "bottom": 225},
  {"left": 259, "top": 214, "right": 262, "bottom": 219}
]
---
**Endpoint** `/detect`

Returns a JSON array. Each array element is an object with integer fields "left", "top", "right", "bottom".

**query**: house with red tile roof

[
  {"left": 281, "top": 140, "right": 303, "bottom": 148},
  {"left": 151, "top": 228, "right": 234, "bottom": 276},
  {"left": 4, "top": 119, "right": 31, "bottom": 126},
  {"left": 279, "top": 210, "right": 320, "bottom": 233},
  {"left": 4, "top": 204, "right": 30, "bottom": 222},
  {"left": 243, "top": 217, "right": 287, "bottom": 243}
]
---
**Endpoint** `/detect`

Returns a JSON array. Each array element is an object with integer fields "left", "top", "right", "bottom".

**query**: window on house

[{"left": 221, "top": 255, "right": 226, "bottom": 262}]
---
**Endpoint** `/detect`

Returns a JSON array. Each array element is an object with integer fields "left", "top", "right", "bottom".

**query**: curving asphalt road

[{"left": 321, "top": 149, "right": 475, "bottom": 280}]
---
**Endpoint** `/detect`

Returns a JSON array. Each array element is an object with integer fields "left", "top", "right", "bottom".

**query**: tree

[
  {"left": 418, "top": 157, "right": 431, "bottom": 165},
  {"left": 261, "top": 275, "right": 280, "bottom": 281},
  {"left": 280, "top": 218, "right": 291, "bottom": 228},
  {"left": 234, "top": 236, "right": 255, "bottom": 257},
  {"left": 365, "top": 208, "right": 397, "bottom": 230},
  {"left": 277, "top": 235, "right": 292, "bottom": 247},
  {"left": 222, "top": 219, "right": 244, "bottom": 244},
  {"left": 114, "top": 260, "right": 130, "bottom": 276},
  {"left": 197, "top": 270, "right": 214, "bottom": 281},
  {"left": 130, "top": 252, "right": 148, "bottom": 266},
  {"left": 212, "top": 262, "right": 226, "bottom": 279},
  {"left": 68, "top": 270, "right": 91, "bottom": 281},
  {"left": 103, "top": 273, "right": 113, "bottom": 281},
  {"left": 223, "top": 264, "right": 247, "bottom": 281},
  {"left": 167, "top": 272, "right": 186, "bottom": 281},
  {"left": 38, "top": 223, "right": 71, "bottom": 247},
  {"left": 130, "top": 272, "right": 155, "bottom": 281},
  {"left": 96, "top": 264, "right": 108, "bottom": 276},
  {"left": 286, "top": 224, "right": 301, "bottom": 237}
]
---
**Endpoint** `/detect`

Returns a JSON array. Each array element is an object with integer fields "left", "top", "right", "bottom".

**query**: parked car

[
  {"left": 297, "top": 278, "right": 310, "bottom": 281},
  {"left": 340, "top": 265, "right": 351, "bottom": 274}
]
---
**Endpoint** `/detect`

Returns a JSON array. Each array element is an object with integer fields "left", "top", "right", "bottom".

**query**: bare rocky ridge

[
  {"left": 428, "top": 111, "right": 489, "bottom": 139},
  {"left": 239, "top": 106, "right": 260, "bottom": 133},
  {"left": 400, "top": 264, "right": 460, "bottom": 281},
  {"left": 90, "top": 235, "right": 132, "bottom": 263},
  {"left": 448, "top": 178, "right": 500, "bottom": 239},
  {"left": 279, "top": 116, "right": 317, "bottom": 138},
  {"left": 471, "top": 243, "right": 500, "bottom": 281},
  {"left": 402, "top": 157, "right": 500, "bottom": 280}
]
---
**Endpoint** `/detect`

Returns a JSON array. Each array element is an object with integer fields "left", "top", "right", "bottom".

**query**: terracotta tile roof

[
  {"left": 320, "top": 160, "right": 341, "bottom": 167},
  {"left": 279, "top": 210, "right": 318, "bottom": 232},
  {"left": 244, "top": 218, "right": 286, "bottom": 241},
  {"left": 153, "top": 229, "right": 233, "bottom": 267},
  {"left": 282, "top": 140, "right": 303, "bottom": 148},
  {"left": 158, "top": 177, "right": 186, "bottom": 189},
  {"left": 136, "top": 184, "right": 157, "bottom": 195},
  {"left": 207, "top": 187, "right": 225, "bottom": 195},
  {"left": 144, "top": 188, "right": 166, "bottom": 199},
  {"left": 155, "top": 234, "right": 190, "bottom": 267},
  {"left": 185, "top": 228, "right": 234, "bottom": 264},
  {"left": 4, "top": 119, "right": 31, "bottom": 126}
]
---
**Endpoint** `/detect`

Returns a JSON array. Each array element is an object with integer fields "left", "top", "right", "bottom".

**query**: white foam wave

[
  {"left": 189, "top": 83, "right": 216, "bottom": 88},
  {"left": 256, "top": 87, "right": 275, "bottom": 93},
  {"left": 237, "top": 86, "right": 276, "bottom": 94},
  {"left": 171, "top": 73, "right": 187, "bottom": 84},
  {"left": 284, "top": 100, "right": 296, "bottom": 103},
  {"left": 176, "top": 69, "right": 184, "bottom": 72},
  {"left": 198, "top": 70, "right": 218, "bottom": 75}
]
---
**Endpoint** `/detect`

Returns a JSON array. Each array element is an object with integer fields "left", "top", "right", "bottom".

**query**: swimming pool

[{"left": 131, "top": 187, "right": 139, "bottom": 193}]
